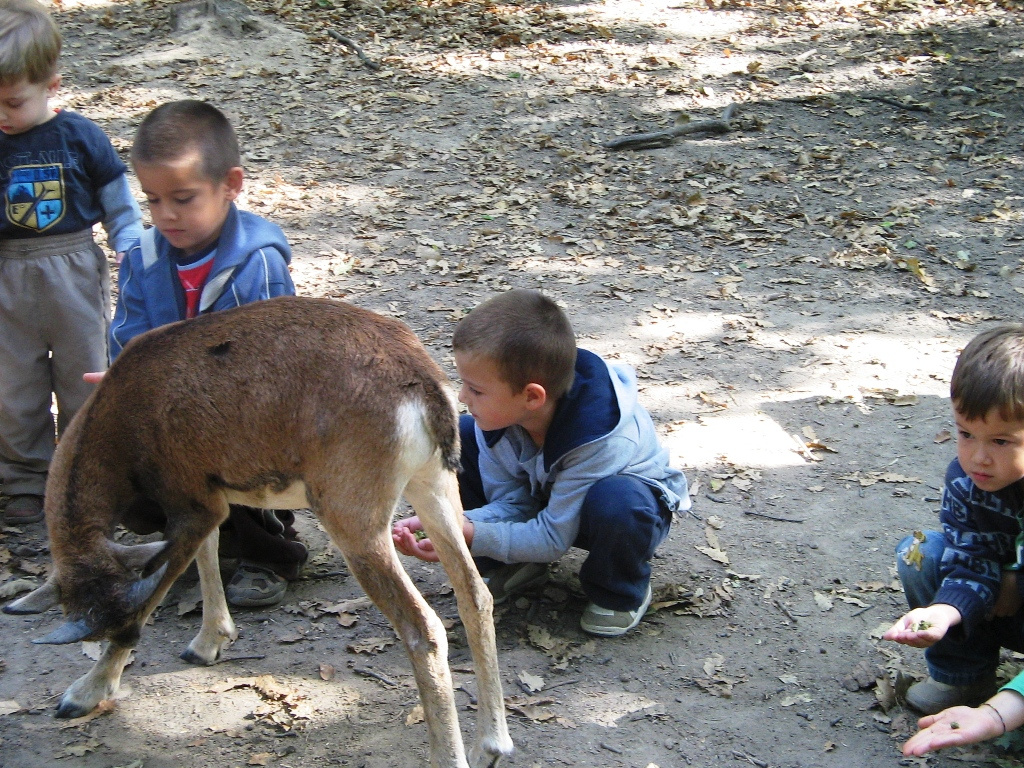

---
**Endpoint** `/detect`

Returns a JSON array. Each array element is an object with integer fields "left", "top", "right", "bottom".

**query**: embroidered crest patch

[{"left": 7, "top": 164, "right": 65, "bottom": 232}]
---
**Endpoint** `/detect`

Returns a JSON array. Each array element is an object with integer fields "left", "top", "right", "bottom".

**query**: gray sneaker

[
  {"left": 905, "top": 676, "right": 997, "bottom": 715},
  {"left": 481, "top": 562, "right": 549, "bottom": 605},
  {"left": 580, "top": 583, "right": 653, "bottom": 637}
]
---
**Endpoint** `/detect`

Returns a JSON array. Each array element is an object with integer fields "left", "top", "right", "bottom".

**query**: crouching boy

[
  {"left": 885, "top": 325, "right": 1024, "bottom": 717},
  {"left": 394, "top": 288, "right": 689, "bottom": 636}
]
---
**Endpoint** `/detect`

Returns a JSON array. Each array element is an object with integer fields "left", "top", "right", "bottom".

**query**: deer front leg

[
  {"left": 181, "top": 529, "right": 238, "bottom": 665},
  {"left": 56, "top": 642, "right": 134, "bottom": 718}
]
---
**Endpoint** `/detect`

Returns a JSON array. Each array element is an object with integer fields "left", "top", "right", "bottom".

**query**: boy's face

[
  {"left": 134, "top": 149, "right": 242, "bottom": 257},
  {"left": 955, "top": 407, "right": 1024, "bottom": 492},
  {"left": 454, "top": 352, "right": 532, "bottom": 433},
  {"left": 0, "top": 75, "right": 59, "bottom": 135}
]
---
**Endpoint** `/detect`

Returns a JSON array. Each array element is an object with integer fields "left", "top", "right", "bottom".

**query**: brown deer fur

[{"left": 3, "top": 296, "right": 513, "bottom": 768}]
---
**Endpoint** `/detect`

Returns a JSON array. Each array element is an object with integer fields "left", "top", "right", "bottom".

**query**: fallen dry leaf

[{"left": 518, "top": 670, "right": 545, "bottom": 692}]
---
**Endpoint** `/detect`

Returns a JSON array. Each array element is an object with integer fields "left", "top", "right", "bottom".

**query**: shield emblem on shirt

[{"left": 6, "top": 164, "right": 65, "bottom": 232}]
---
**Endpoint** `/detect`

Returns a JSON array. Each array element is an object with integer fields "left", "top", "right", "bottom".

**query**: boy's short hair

[
  {"left": 131, "top": 100, "right": 241, "bottom": 181},
  {"left": 453, "top": 289, "right": 576, "bottom": 398},
  {"left": 951, "top": 324, "right": 1024, "bottom": 421},
  {"left": 0, "top": 0, "right": 60, "bottom": 85}
]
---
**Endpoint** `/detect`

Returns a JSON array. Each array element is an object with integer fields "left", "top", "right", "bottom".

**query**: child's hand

[
  {"left": 83, "top": 371, "right": 105, "bottom": 384},
  {"left": 883, "top": 604, "right": 960, "bottom": 648},
  {"left": 902, "top": 705, "right": 1003, "bottom": 756},
  {"left": 392, "top": 516, "right": 439, "bottom": 562},
  {"left": 993, "top": 571, "right": 1022, "bottom": 617}
]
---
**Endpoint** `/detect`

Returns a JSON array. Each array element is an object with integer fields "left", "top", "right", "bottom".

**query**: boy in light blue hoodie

[
  {"left": 107, "top": 100, "right": 305, "bottom": 608},
  {"left": 394, "top": 289, "right": 689, "bottom": 636}
]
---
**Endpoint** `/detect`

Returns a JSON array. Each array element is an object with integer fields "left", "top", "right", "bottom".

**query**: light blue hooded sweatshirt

[{"left": 467, "top": 349, "right": 690, "bottom": 564}]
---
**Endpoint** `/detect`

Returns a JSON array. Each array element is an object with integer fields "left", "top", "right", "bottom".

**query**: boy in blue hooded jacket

[
  {"left": 394, "top": 289, "right": 689, "bottom": 636},
  {"left": 106, "top": 100, "right": 305, "bottom": 608}
]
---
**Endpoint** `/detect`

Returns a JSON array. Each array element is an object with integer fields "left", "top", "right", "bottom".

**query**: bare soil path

[{"left": 4, "top": 0, "right": 1024, "bottom": 765}]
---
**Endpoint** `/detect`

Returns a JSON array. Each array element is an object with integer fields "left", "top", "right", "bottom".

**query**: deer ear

[
  {"left": 3, "top": 577, "right": 61, "bottom": 615},
  {"left": 107, "top": 540, "right": 168, "bottom": 571},
  {"left": 34, "top": 618, "right": 93, "bottom": 645}
]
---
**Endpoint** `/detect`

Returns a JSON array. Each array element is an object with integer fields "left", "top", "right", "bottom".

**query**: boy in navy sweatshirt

[{"left": 0, "top": 0, "right": 142, "bottom": 525}]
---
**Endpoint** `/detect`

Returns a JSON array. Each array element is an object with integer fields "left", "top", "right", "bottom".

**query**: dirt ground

[{"left": 4, "top": 0, "right": 1024, "bottom": 765}]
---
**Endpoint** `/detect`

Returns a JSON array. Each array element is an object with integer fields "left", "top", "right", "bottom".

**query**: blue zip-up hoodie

[
  {"left": 109, "top": 204, "right": 294, "bottom": 359},
  {"left": 466, "top": 349, "right": 689, "bottom": 563}
]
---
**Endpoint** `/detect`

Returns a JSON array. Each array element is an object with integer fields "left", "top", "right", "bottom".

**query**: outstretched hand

[
  {"left": 902, "top": 705, "right": 1004, "bottom": 756},
  {"left": 393, "top": 516, "right": 440, "bottom": 562},
  {"left": 83, "top": 371, "right": 105, "bottom": 384},
  {"left": 883, "top": 604, "right": 960, "bottom": 648},
  {"left": 392, "top": 515, "right": 475, "bottom": 563}
]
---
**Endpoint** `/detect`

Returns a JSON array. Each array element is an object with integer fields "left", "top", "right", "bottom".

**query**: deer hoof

[
  {"left": 179, "top": 647, "right": 217, "bottom": 665},
  {"left": 55, "top": 694, "right": 94, "bottom": 719}
]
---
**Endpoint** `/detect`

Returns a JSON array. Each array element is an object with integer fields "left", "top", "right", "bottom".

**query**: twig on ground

[
  {"left": 354, "top": 666, "right": 398, "bottom": 686},
  {"left": 327, "top": 30, "right": 381, "bottom": 71},
  {"left": 744, "top": 510, "right": 806, "bottom": 524},
  {"left": 604, "top": 103, "right": 739, "bottom": 150},
  {"left": 732, "top": 750, "right": 770, "bottom": 768},
  {"left": 774, "top": 599, "right": 798, "bottom": 623},
  {"left": 864, "top": 94, "right": 932, "bottom": 112},
  {"left": 302, "top": 570, "right": 347, "bottom": 581},
  {"left": 219, "top": 654, "right": 267, "bottom": 663},
  {"left": 542, "top": 677, "right": 580, "bottom": 692},
  {"left": 790, "top": 433, "right": 820, "bottom": 463}
]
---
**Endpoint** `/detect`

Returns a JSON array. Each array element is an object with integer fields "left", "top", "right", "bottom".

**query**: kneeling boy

[{"left": 885, "top": 325, "right": 1024, "bottom": 714}]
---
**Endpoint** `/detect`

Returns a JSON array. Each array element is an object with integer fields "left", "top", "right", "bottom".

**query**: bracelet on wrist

[{"left": 982, "top": 702, "right": 1007, "bottom": 735}]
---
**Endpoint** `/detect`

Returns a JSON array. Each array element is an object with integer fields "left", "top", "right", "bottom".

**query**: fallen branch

[
  {"left": 864, "top": 94, "right": 932, "bottom": 113},
  {"left": 353, "top": 666, "right": 397, "bottom": 686},
  {"left": 603, "top": 103, "right": 739, "bottom": 150},
  {"left": 744, "top": 510, "right": 805, "bottom": 524},
  {"left": 327, "top": 30, "right": 381, "bottom": 72}
]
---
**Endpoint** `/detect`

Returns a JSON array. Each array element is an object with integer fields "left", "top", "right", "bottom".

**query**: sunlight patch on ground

[
  {"left": 662, "top": 409, "right": 806, "bottom": 472},
  {"left": 560, "top": 690, "right": 661, "bottom": 728},
  {"left": 107, "top": 668, "right": 362, "bottom": 737},
  {"left": 59, "top": 0, "right": 116, "bottom": 8}
]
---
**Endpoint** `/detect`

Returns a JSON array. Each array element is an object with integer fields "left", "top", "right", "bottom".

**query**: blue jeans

[
  {"left": 896, "top": 530, "right": 1024, "bottom": 685},
  {"left": 459, "top": 414, "right": 672, "bottom": 611}
]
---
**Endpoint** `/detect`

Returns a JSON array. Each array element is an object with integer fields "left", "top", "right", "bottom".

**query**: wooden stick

[
  {"left": 744, "top": 509, "right": 805, "bottom": 524},
  {"left": 603, "top": 103, "right": 739, "bottom": 150},
  {"left": 327, "top": 30, "right": 381, "bottom": 72}
]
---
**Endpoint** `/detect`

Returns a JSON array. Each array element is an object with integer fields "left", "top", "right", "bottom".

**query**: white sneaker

[{"left": 580, "top": 584, "right": 653, "bottom": 637}]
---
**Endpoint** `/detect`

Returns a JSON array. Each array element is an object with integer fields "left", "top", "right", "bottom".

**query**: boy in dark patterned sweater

[
  {"left": 885, "top": 324, "right": 1024, "bottom": 715},
  {"left": 0, "top": 0, "right": 142, "bottom": 525}
]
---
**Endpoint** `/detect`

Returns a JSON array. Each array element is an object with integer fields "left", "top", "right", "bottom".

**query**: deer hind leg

[
  {"left": 181, "top": 527, "right": 238, "bottom": 665},
  {"left": 406, "top": 469, "right": 514, "bottom": 768},
  {"left": 326, "top": 512, "right": 469, "bottom": 768}
]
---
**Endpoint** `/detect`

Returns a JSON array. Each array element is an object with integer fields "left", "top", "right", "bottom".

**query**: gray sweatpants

[{"left": 0, "top": 230, "right": 110, "bottom": 497}]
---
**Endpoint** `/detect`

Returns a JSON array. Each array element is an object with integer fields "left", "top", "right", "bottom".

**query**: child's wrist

[{"left": 982, "top": 702, "right": 1007, "bottom": 735}]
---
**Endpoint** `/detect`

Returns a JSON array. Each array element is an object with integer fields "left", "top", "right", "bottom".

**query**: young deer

[{"left": 3, "top": 296, "right": 513, "bottom": 768}]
